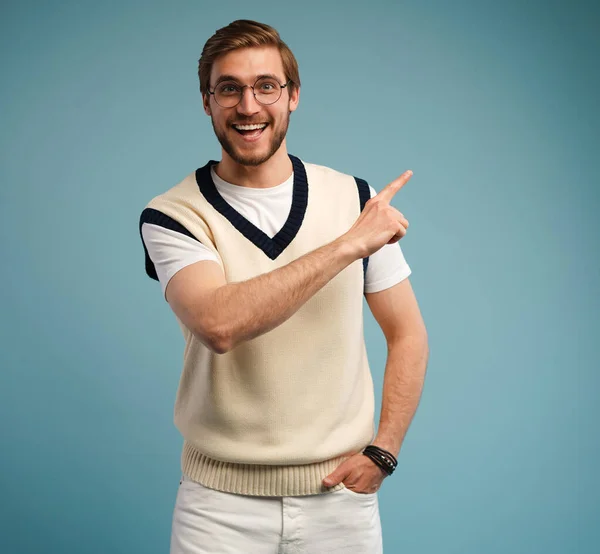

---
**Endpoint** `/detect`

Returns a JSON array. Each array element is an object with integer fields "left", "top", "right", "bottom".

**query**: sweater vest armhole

[
  {"left": 353, "top": 176, "right": 371, "bottom": 282},
  {"left": 138, "top": 207, "right": 199, "bottom": 281}
]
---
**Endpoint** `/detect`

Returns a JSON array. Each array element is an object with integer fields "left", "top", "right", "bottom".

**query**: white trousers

[{"left": 170, "top": 474, "right": 383, "bottom": 553}]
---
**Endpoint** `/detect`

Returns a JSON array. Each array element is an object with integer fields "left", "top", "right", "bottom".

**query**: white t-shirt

[{"left": 142, "top": 167, "right": 411, "bottom": 300}]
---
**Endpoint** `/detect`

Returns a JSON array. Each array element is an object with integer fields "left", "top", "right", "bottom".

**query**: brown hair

[{"left": 198, "top": 20, "right": 301, "bottom": 98}]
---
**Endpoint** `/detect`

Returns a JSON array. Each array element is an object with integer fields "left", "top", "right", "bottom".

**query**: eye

[
  {"left": 258, "top": 80, "right": 278, "bottom": 93},
  {"left": 217, "top": 82, "right": 240, "bottom": 95}
]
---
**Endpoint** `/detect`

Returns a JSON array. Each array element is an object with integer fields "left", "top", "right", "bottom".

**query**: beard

[{"left": 211, "top": 108, "right": 291, "bottom": 167}]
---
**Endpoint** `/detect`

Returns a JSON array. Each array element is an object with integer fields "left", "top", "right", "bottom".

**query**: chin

[
  {"left": 232, "top": 150, "right": 274, "bottom": 167},
  {"left": 223, "top": 136, "right": 283, "bottom": 167}
]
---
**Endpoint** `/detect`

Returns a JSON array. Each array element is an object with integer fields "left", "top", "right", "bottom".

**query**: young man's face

[{"left": 203, "top": 46, "right": 300, "bottom": 167}]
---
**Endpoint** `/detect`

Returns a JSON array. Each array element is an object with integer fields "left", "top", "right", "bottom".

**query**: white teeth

[{"left": 233, "top": 123, "right": 267, "bottom": 130}]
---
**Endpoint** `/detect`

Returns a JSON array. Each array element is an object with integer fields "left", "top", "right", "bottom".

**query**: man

[{"left": 139, "top": 19, "right": 429, "bottom": 554}]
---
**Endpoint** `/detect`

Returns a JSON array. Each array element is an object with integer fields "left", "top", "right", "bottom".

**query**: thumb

[{"left": 323, "top": 466, "right": 349, "bottom": 487}]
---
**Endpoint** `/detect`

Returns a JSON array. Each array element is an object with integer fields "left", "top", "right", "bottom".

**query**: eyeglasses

[{"left": 208, "top": 76, "right": 292, "bottom": 108}]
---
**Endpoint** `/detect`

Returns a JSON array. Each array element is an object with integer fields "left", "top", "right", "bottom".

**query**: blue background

[{"left": 1, "top": 0, "right": 598, "bottom": 552}]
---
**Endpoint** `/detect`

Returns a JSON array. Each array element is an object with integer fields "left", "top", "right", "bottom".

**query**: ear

[
  {"left": 202, "top": 93, "right": 211, "bottom": 116},
  {"left": 288, "top": 85, "right": 300, "bottom": 114}
]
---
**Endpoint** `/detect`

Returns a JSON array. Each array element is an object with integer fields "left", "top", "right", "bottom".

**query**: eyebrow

[{"left": 214, "top": 73, "right": 283, "bottom": 85}]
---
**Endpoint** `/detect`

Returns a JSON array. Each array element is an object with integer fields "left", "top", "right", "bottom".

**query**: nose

[{"left": 237, "top": 86, "right": 261, "bottom": 116}]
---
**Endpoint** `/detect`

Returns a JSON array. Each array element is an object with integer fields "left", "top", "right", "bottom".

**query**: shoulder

[
  {"left": 138, "top": 168, "right": 206, "bottom": 239},
  {"left": 296, "top": 157, "right": 372, "bottom": 214}
]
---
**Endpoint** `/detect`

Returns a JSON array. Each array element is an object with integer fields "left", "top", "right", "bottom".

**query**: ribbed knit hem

[{"left": 181, "top": 440, "right": 350, "bottom": 497}]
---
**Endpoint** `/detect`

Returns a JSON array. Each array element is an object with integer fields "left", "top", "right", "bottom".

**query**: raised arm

[{"left": 166, "top": 170, "right": 413, "bottom": 353}]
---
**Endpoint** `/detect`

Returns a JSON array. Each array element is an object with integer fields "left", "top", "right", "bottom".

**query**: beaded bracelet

[{"left": 362, "top": 445, "right": 398, "bottom": 476}]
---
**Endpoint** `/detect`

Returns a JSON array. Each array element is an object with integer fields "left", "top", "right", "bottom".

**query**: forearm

[
  {"left": 373, "top": 334, "right": 429, "bottom": 458},
  {"left": 213, "top": 238, "right": 359, "bottom": 351}
]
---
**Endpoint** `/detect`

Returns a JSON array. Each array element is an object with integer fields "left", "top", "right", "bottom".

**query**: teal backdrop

[{"left": 1, "top": 0, "right": 598, "bottom": 552}]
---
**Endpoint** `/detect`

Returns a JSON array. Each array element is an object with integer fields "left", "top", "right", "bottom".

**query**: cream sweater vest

[{"left": 139, "top": 154, "right": 375, "bottom": 496}]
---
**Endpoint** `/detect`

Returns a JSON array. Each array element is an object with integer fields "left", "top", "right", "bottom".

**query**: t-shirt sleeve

[
  {"left": 363, "top": 185, "right": 412, "bottom": 293},
  {"left": 140, "top": 219, "right": 222, "bottom": 301}
]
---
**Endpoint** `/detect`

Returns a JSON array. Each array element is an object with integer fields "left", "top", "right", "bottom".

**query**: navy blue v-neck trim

[{"left": 195, "top": 154, "right": 308, "bottom": 260}]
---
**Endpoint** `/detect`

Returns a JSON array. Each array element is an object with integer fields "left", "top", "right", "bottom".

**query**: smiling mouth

[{"left": 232, "top": 123, "right": 268, "bottom": 138}]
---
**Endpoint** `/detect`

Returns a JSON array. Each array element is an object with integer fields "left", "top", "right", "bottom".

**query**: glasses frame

[{"left": 208, "top": 77, "right": 293, "bottom": 108}]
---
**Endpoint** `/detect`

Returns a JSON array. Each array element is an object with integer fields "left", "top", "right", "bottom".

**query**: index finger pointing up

[{"left": 376, "top": 170, "right": 413, "bottom": 203}]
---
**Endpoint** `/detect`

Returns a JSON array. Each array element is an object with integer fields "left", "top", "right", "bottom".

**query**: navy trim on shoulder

[
  {"left": 195, "top": 154, "right": 308, "bottom": 260},
  {"left": 139, "top": 207, "right": 199, "bottom": 281},
  {"left": 354, "top": 176, "right": 371, "bottom": 281}
]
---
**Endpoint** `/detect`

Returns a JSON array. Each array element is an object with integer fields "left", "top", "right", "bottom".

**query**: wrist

[
  {"left": 362, "top": 444, "right": 398, "bottom": 476},
  {"left": 371, "top": 436, "right": 400, "bottom": 457},
  {"left": 333, "top": 236, "right": 363, "bottom": 263}
]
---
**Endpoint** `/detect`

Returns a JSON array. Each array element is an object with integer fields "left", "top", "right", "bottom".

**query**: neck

[{"left": 214, "top": 142, "right": 293, "bottom": 189}]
